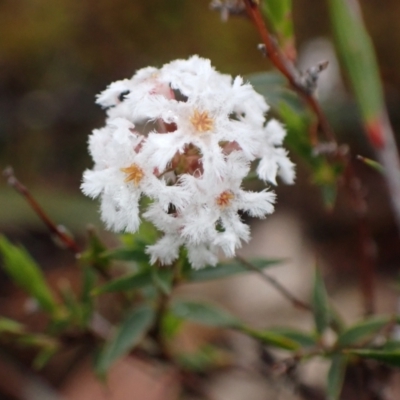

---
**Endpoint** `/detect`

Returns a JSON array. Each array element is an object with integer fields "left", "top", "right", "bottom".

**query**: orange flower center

[
  {"left": 216, "top": 190, "right": 234, "bottom": 208},
  {"left": 190, "top": 109, "right": 214, "bottom": 133},
  {"left": 121, "top": 164, "right": 144, "bottom": 186}
]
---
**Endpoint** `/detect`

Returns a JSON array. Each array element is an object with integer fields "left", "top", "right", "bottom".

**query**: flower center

[
  {"left": 121, "top": 164, "right": 144, "bottom": 185},
  {"left": 216, "top": 190, "right": 234, "bottom": 208},
  {"left": 190, "top": 109, "right": 214, "bottom": 133}
]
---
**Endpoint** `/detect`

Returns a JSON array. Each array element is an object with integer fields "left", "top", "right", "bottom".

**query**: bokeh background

[
  {"left": 2, "top": 0, "right": 400, "bottom": 280},
  {"left": 1, "top": 1, "right": 400, "bottom": 399}
]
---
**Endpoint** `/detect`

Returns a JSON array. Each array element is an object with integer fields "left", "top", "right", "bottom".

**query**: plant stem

[
  {"left": 243, "top": 0, "right": 335, "bottom": 142},
  {"left": 2, "top": 167, "right": 81, "bottom": 255},
  {"left": 236, "top": 256, "right": 312, "bottom": 312},
  {"left": 242, "top": 0, "right": 376, "bottom": 315}
]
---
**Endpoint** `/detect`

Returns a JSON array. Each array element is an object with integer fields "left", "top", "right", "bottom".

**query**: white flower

[
  {"left": 256, "top": 119, "right": 296, "bottom": 185},
  {"left": 82, "top": 56, "right": 295, "bottom": 268}
]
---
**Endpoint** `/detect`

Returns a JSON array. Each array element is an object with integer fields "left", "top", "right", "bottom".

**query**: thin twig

[
  {"left": 3, "top": 167, "right": 81, "bottom": 255},
  {"left": 236, "top": 256, "right": 312, "bottom": 312},
  {"left": 242, "top": 0, "right": 335, "bottom": 143},
  {"left": 2, "top": 167, "right": 119, "bottom": 283},
  {"left": 241, "top": 0, "right": 376, "bottom": 315}
]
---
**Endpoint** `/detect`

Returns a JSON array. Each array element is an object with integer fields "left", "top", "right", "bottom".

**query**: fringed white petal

[{"left": 82, "top": 56, "right": 295, "bottom": 269}]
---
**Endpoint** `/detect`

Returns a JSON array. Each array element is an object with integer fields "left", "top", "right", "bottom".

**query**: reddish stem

[
  {"left": 3, "top": 167, "right": 81, "bottom": 255},
  {"left": 242, "top": 0, "right": 376, "bottom": 314},
  {"left": 243, "top": 0, "right": 335, "bottom": 143}
]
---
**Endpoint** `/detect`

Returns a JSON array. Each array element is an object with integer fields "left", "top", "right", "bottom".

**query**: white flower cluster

[{"left": 82, "top": 56, "right": 295, "bottom": 269}]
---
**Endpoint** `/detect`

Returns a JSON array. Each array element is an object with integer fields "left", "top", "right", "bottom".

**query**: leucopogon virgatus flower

[{"left": 81, "top": 56, "right": 295, "bottom": 269}]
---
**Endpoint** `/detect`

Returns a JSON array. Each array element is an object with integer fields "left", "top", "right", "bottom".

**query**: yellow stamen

[
  {"left": 190, "top": 109, "right": 214, "bottom": 132},
  {"left": 216, "top": 190, "right": 234, "bottom": 208},
  {"left": 121, "top": 164, "right": 144, "bottom": 186}
]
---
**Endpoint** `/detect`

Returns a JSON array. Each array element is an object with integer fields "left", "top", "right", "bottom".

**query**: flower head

[{"left": 82, "top": 56, "right": 295, "bottom": 268}]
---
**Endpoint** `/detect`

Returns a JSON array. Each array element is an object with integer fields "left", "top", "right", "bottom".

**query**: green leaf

[
  {"left": 347, "top": 349, "right": 400, "bottom": 368},
  {"left": 327, "top": 354, "right": 347, "bottom": 400},
  {"left": 187, "top": 258, "right": 283, "bottom": 282},
  {"left": 80, "top": 229, "right": 111, "bottom": 273},
  {"left": 95, "top": 305, "right": 155, "bottom": 377},
  {"left": 277, "top": 101, "right": 317, "bottom": 166},
  {"left": 0, "top": 327, "right": 60, "bottom": 370},
  {"left": 177, "top": 344, "right": 230, "bottom": 372},
  {"left": 328, "top": 0, "right": 384, "bottom": 123},
  {"left": 320, "top": 184, "right": 337, "bottom": 210},
  {"left": 161, "top": 311, "right": 184, "bottom": 340},
  {"left": 81, "top": 266, "right": 96, "bottom": 303},
  {"left": 103, "top": 247, "right": 149, "bottom": 263},
  {"left": 33, "top": 344, "right": 59, "bottom": 370},
  {"left": 357, "top": 156, "right": 384, "bottom": 174},
  {"left": 0, "top": 236, "right": 59, "bottom": 316},
  {"left": 120, "top": 215, "right": 158, "bottom": 246},
  {"left": 102, "top": 221, "right": 158, "bottom": 267},
  {"left": 261, "top": 0, "right": 295, "bottom": 59},
  {"left": 246, "top": 72, "right": 303, "bottom": 113},
  {"left": 59, "top": 281, "right": 79, "bottom": 311},
  {"left": 329, "top": 306, "right": 346, "bottom": 334},
  {"left": 337, "top": 316, "right": 392, "bottom": 347},
  {"left": 17, "top": 333, "right": 58, "bottom": 349},
  {"left": 312, "top": 266, "right": 331, "bottom": 336},
  {"left": 268, "top": 327, "right": 317, "bottom": 348},
  {"left": 312, "top": 161, "right": 343, "bottom": 209},
  {"left": 152, "top": 268, "right": 173, "bottom": 295},
  {"left": 242, "top": 327, "right": 300, "bottom": 351},
  {"left": 0, "top": 317, "right": 24, "bottom": 334},
  {"left": 92, "top": 269, "right": 172, "bottom": 295},
  {"left": 279, "top": 107, "right": 312, "bottom": 156},
  {"left": 171, "top": 300, "right": 240, "bottom": 328},
  {"left": 80, "top": 266, "right": 96, "bottom": 325},
  {"left": 383, "top": 340, "right": 400, "bottom": 352},
  {"left": 0, "top": 321, "right": 60, "bottom": 367},
  {"left": 250, "top": 72, "right": 343, "bottom": 211}
]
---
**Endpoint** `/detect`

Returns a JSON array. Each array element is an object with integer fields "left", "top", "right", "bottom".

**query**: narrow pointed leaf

[
  {"left": 0, "top": 236, "right": 58, "bottom": 315},
  {"left": 328, "top": 0, "right": 384, "bottom": 124},
  {"left": 383, "top": 341, "right": 400, "bottom": 352},
  {"left": 81, "top": 266, "right": 96, "bottom": 303},
  {"left": 321, "top": 184, "right": 337, "bottom": 209},
  {"left": 171, "top": 301, "right": 240, "bottom": 328},
  {"left": 261, "top": 0, "right": 295, "bottom": 59},
  {"left": 246, "top": 72, "right": 303, "bottom": 112},
  {"left": 337, "top": 316, "right": 392, "bottom": 347},
  {"left": 92, "top": 270, "right": 152, "bottom": 295},
  {"left": 0, "top": 317, "right": 24, "bottom": 334},
  {"left": 327, "top": 354, "right": 347, "bottom": 400},
  {"left": 242, "top": 327, "right": 300, "bottom": 350},
  {"left": 152, "top": 269, "right": 173, "bottom": 295},
  {"left": 357, "top": 156, "right": 384, "bottom": 173},
  {"left": 312, "top": 266, "right": 331, "bottom": 335},
  {"left": 177, "top": 344, "right": 231, "bottom": 372},
  {"left": 347, "top": 349, "right": 400, "bottom": 368},
  {"left": 33, "top": 345, "right": 59, "bottom": 370},
  {"left": 80, "top": 229, "right": 111, "bottom": 271},
  {"left": 93, "top": 269, "right": 172, "bottom": 295},
  {"left": 268, "top": 327, "right": 317, "bottom": 348},
  {"left": 96, "top": 305, "right": 155, "bottom": 377},
  {"left": 161, "top": 312, "right": 184, "bottom": 340},
  {"left": 103, "top": 247, "right": 149, "bottom": 263}
]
